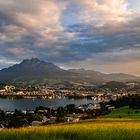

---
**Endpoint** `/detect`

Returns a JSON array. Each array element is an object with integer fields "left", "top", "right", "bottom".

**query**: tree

[
  {"left": 66, "top": 104, "right": 76, "bottom": 114},
  {"left": 0, "top": 109, "right": 6, "bottom": 121},
  {"left": 56, "top": 107, "right": 66, "bottom": 122}
]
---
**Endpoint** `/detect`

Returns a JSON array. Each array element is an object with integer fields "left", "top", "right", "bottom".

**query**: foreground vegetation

[{"left": 0, "top": 119, "right": 140, "bottom": 140}]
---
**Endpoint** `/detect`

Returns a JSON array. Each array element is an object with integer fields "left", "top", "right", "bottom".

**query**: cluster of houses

[
  {"left": 31, "top": 102, "right": 115, "bottom": 126},
  {"left": 0, "top": 84, "right": 138, "bottom": 102},
  {"left": 0, "top": 85, "right": 91, "bottom": 99},
  {"left": 0, "top": 85, "right": 15, "bottom": 94},
  {"left": 0, "top": 101, "right": 115, "bottom": 128}
]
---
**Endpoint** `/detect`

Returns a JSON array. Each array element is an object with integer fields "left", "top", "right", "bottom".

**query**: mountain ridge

[{"left": 0, "top": 58, "right": 140, "bottom": 86}]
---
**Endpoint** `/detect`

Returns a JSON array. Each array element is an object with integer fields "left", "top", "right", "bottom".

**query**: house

[
  {"left": 66, "top": 117, "right": 79, "bottom": 123},
  {"left": 31, "top": 121, "right": 43, "bottom": 126},
  {"left": 78, "top": 105, "right": 85, "bottom": 111},
  {"left": 37, "top": 110, "right": 44, "bottom": 113},
  {"left": 27, "top": 110, "right": 34, "bottom": 114},
  {"left": 78, "top": 105, "right": 87, "bottom": 112},
  {"left": 87, "top": 103, "right": 95, "bottom": 110},
  {"left": 108, "top": 106, "right": 115, "bottom": 111},
  {"left": 105, "top": 105, "right": 115, "bottom": 111},
  {"left": 0, "top": 89, "right": 6, "bottom": 94},
  {"left": 93, "top": 103, "right": 101, "bottom": 110},
  {"left": 5, "top": 85, "right": 15, "bottom": 92},
  {"left": 22, "top": 110, "right": 27, "bottom": 114},
  {"left": 87, "top": 103, "right": 101, "bottom": 110},
  {"left": 48, "top": 117, "right": 56, "bottom": 124},
  {"left": 42, "top": 116, "right": 48, "bottom": 123},
  {"left": 6, "top": 111, "right": 14, "bottom": 115},
  {"left": 16, "top": 91, "right": 24, "bottom": 95}
]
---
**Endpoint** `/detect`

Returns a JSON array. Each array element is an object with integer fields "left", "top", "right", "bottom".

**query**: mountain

[
  {"left": 68, "top": 69, "right": 140, "bottom": 83},
  {"left": 0, "top": 58, "right": 72, "bottom": 85},
  {"left": 0, "top": 58, "right": 140, "bottom": 86},
  {"left": 104, "top": 73, "right": 140, "bottom": 82}
]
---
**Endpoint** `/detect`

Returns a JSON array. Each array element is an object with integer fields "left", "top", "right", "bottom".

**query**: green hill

[{"left": 100, "top": 106, "right": 140, "bottom": 118}]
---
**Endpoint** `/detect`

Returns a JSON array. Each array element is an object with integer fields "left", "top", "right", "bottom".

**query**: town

[
  {"left": 0, "top": 81, "right": 139, "bottom": 100},
  {"left": 0, "top": 81, "right": 140, "bottom": 128}
]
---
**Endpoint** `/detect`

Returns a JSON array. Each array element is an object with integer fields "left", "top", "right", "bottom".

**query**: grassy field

[
  {"left": 0, "top": 119, "right": 140, "bottom": 140},
  {"left": 99, "top": 106, "right": 140, "bottom": 118}
]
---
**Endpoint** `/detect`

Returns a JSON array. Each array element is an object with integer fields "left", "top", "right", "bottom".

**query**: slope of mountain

[
  {"left": 100, "top": 81, "right": 127, "bottom": 89},
  {"left": 0, "top": 58, "right": 140, "bottom": 86}
]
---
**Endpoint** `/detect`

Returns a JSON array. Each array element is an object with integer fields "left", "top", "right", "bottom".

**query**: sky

[{"left": 0, "top": 0, "right": 140, "bottom": 75}]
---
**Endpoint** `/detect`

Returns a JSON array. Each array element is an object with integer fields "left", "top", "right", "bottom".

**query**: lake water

[{"left": 0, "top": 98, "right": 93, "bottom": 111}]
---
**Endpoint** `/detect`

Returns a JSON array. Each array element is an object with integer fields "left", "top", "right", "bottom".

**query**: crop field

[{"left": 0, "top": 119, "right": 140, "bottom": 140}]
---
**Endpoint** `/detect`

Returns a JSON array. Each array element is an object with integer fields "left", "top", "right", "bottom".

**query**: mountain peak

[
  {"left": 30, "top": 58, "right": 40, "bottom": 62},
  {"left": 21, "top": 58, "right": 53, "bottom": 67},
  {"left": 21, "top": 58, "right": 42, "bottom": 64},
  {"left": 19, "top": 58, "right": 62, "bottom": 72}
]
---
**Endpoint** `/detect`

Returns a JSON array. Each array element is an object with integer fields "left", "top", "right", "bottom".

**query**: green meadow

[
  {"left": 99, "top": 106, "right": 140, "bottom": 118},
  {"left": 0, "top": 119, "right": 140, "bottom": 140}
]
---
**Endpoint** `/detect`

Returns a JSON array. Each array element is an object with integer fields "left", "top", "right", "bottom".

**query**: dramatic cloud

[
  {"left": 77, "top": 0, "right": 132, "bottom": 26},
  {"left": 0, "top": 0, "right": 140, "bottom": 75},
  {"left": 0, "top": 0, "right": 74, "bottom": 60}
]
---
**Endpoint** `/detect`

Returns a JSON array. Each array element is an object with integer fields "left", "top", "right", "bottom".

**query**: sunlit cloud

[
  {"left": 77, "top": 0, "right": 132, "bottom": 27},
  {"left": 0, "top": 0, "right": 140, "bottom": 75}
]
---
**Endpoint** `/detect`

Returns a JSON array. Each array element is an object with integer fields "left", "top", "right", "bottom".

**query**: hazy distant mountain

[
  {"left": 105, "top": 73, "right": 140, "bottom": 82},
  {"left": 0, "top": 58, "right": 140, "bottom": 86},
  {"left": 68, "top": 69, "right": 140, "bottom": 83}
]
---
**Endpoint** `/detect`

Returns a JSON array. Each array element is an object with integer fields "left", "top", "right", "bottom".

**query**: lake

[{"left": 0, "top": 98, "right": 93, "bottom": 111}]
